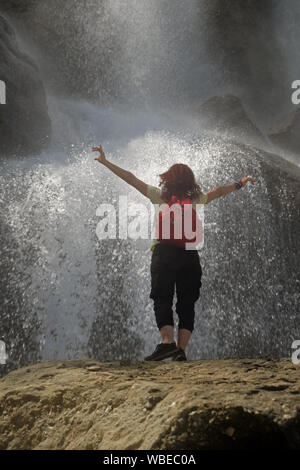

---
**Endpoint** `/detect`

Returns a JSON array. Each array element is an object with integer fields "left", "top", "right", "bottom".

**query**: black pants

[{"left": 150, "top": 243, "right": 202, "bottom": 333}]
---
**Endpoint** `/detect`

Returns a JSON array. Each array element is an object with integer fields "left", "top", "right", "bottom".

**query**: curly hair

[{"left": 159, "top": 163, "right": 202, "bottom": 202}]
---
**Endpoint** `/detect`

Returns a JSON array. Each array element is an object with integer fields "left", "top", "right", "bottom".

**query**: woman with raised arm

[{"left": 92, "top": 145, "right": 256, "bottom": 361}]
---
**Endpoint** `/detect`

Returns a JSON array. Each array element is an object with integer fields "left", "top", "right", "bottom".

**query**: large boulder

[
  {"left": 0, "top": 14, "right": 51, "bottom": 156},
  {"left": 269, "top": 108, "right": 300, "bottom": 157},
  {"left": 192, "top": 95, "right": 266, "bottom": 146}
]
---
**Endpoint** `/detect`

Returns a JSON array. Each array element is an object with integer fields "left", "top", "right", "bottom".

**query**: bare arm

[
  {"left": 206, "top": 173, "right": 256, "bottom": 204},
  {"left": 92, "top": 145, "right": 148, "bottom": 197}
]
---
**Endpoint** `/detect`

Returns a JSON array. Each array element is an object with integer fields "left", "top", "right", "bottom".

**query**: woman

[{"left": 92, "top": 145, "right": 256, "bottom": 361}]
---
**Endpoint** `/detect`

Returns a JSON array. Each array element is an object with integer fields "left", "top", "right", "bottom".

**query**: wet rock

[
  {"left": 0, "top": 14, "right": 51, "bottom": 156},
  {"left": 193, "top": 95, "right": 265, "bottom": 146},
  {"left": 269, "top": 108, "right": 300, "bottom": 157}
]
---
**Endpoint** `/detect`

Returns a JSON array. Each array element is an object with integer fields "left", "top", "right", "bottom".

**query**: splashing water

[
  {"left": 1, "top": 1, "right": 300, "bottom": 371},
  {"left": 1, "top": 97, "right": 299, "bottom": 369}
]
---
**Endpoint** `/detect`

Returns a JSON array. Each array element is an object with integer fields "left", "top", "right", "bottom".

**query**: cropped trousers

[{"left": 150, "top": 243, "right": 202, "bottom": 333}]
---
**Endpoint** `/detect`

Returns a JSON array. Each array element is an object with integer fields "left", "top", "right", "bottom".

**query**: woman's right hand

[
  {"left": 92, "top": 145, "right": 107, "bottom": 164},
  {"left": 241, "top": 173, "right": 256, "bottom": 187}
]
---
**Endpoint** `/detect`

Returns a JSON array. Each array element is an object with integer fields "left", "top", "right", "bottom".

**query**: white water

[
  {"left": 3, "top": 95, "right": 298, "bottom": 364},
  {"left": 1, "top": 1, "right": 299, "bottom": 369}
]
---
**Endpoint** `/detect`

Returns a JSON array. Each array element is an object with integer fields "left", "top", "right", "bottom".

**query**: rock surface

[
  {"left": 193, "top": 95, "right": 265, "bottom": 146},
  {"left": 269, "top": 108, "right": 300, "bottom": 157},
  {"left": 0, "top": 358, "right": 299, "bottom": 450},
  {"left": 0, "top": 14, "right": 51, "bottom": 156}
]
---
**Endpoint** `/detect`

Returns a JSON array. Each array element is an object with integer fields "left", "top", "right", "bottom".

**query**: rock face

[
  {"left": 0, "top": 1, "right": 129, "bottom": 104},
  {"left": 0, "top": 358, "right": 299, "bottom": 450},
  {"left": 193, "top": 95, "right": 265, "bottom": 146},
  {"left": 269, "top": 108, "right": 300, "bottom": 156},
  {"left": 203, "top": 1, "right": 285, "bottom": 124},
  {"left": 0, "top": 0, "right": 35, "bottom": 13},
  {"left": 0, "top": 14, "right": 51, "bottom": 156}
]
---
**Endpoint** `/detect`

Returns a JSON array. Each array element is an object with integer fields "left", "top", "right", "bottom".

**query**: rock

[
  {"left": 269, "top": 108, "right": 300, "bottom": 155},
  {"left": 193, "top": 95, "right": 265, "bottom": 146},
  {"left": 203, "top": 1, "right": 284, "bottom": 123},
  {"left": 0, "top": 1, "right": 119, "bottom": 104},
  {"left": 0, "top": 14, "right": 51, "bottom": 156},
  {"left": 86, "top": 366, "right": 102, "bottom": 372},
  {"left": 0, "top": 358, "right": 299, "bottom": 450},
  {"left": 224, "top": 426, "right": 235, "bottom": 437}
]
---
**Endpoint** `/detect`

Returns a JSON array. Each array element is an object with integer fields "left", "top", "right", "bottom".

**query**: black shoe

[
  {"left": 144, "top": 342, "right": 178, "bottom": 361},
  {"left": 172, "top": 348, "right": 187, "bottom": 361}
]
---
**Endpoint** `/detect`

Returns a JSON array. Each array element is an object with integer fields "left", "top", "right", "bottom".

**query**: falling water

[{"left": 0, "top": 1, "right": 299, "bottom": 373}]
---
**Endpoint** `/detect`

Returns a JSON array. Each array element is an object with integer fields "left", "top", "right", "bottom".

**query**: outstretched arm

[
  {"left": 92, "top": 145, "right": 148, "bottom": 197},
  {"left": 205, "top": 173, "right": 256, "bottom": 204}
]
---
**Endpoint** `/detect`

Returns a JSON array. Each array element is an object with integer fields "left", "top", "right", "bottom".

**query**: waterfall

[{"left": 0, "top": 1, "right": 299, "bottom": 373}]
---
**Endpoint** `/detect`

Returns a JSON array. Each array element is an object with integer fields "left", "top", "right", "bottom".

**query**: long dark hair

[{"left": 159, "top": 163, "right": 202, "bottom": 202}]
